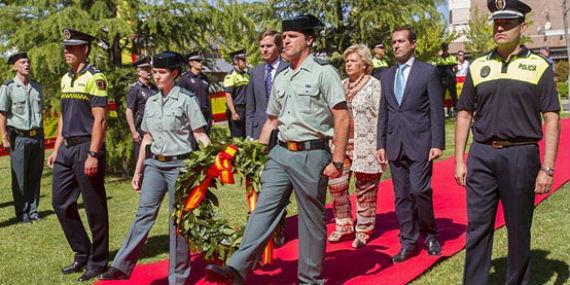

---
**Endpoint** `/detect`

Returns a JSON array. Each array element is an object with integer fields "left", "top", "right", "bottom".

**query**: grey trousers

[
  {"left": 227, "top": 145, "right": 331, "bottom": 284},
  {"left": 10, "top": 135, "right": 44, "bottom": 220},
  {"left": 112, "top": 159, "right": 190, "bottom": 285}
]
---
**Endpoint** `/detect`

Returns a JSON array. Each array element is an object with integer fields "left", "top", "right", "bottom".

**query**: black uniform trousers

[
  {"left": 227, "top": 105, "right": 246, "bottom": 138},
  {"left": 133, "top": 129, "right": 144, "bottom": 164},
  {"left": 201, "top": 108, "right": 213, "bottom": 135},
  {"left": 389, "top": 145, "right": 438, "bottom": 250},
  {"left": 52, "top": 142, "right": 109, "bottom": 271},
  {"left": 442, "top": 78, "right": 457, "bottom": 113},
  {"left": 464, "top": 142, "right": 539, "bottom": 285}
]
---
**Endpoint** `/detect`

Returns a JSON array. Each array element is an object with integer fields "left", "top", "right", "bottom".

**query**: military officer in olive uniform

[
  {"left": 454, "top": 1, "right": 561, "bottom": 284},
  {"left": 126, "top": 57, "right": 157, "bottom": 164},
  {"left": 47, "top": 29, "right": 110, "bottom": 281},
  {"left": 224, "top": 49, "right": 249, "bottom": 138},
  {"left": 178, "top": 51, "right": 213, "bottom": 134},
  {"left": 99, "top": 52, "right": 210, "bottom": 285},
  {"left": 0, "top": 52, "right": 44, "bottom": 223},
  {"left": 206, "top": 14, "right": 350, "bottom": 285}
]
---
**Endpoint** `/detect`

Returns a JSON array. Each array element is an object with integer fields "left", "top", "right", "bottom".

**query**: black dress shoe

[
  {"left": 61, "top": 261, "right": 86, "bottom": 274},
  {"left": 78, "top": 268, "right": 107, "bottom": 282},
  {"left": 392, "top": 248, "right": 419, "bottom": 263},
  {"left": 98, "top": 267, "right": 129, "bottom": 280},
  {"left": 205, "top": 264, "right": 244, "bottom": 285},
  {"left": 426, "top": 239, "right": 442, "bottom": 256}
]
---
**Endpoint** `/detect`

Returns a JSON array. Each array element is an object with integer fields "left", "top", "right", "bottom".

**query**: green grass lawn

[{"left": 0, "top": 118, "right": 568, "bottom": 285}]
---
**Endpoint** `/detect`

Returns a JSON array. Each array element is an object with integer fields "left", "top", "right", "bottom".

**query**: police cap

[
  {"left": 151, "top": 51, "right": 186, "bottom": 69},
  {"left": 7, "top": 52, "right": 28, "bottom": 65},
  {"left": 374, "top": 43, "right": 385, "bottom": 49},
  {"left": 487, "top": 0, "right": 531, "bottom": 20},
  {"left": 186, "top": 51, "right": 204, "bottom": 61},
  {"left": 282, "top": 14, "right": 324, "bottom": 33},
  {"left": 132, "top": 57, "right": 151, "bottom": 68},
  {"left": 62, "top": 28, "right": 97, "bottom": 46},
  {"left": 230, "top": 49, "right": 246, "bottom": 60}
]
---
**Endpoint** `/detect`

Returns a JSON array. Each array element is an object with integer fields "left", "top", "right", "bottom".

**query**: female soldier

[{"left": 99, "top": 51, "right": 210, "bottom": 284}]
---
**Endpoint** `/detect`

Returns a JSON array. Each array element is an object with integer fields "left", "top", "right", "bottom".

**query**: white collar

[{"left": 397, "top": 56, "right": 415, "bottom": 69}]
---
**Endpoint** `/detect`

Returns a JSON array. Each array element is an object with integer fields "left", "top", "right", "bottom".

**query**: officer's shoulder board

[
  {"left": 2, "top": 79, "right": 14, "bottom": 87},
  {"left": 313, "top": 57, "right": 330, "bottom": 66},
  {"left": 179, "top": 87, "right": 196, "bottom": 97}
]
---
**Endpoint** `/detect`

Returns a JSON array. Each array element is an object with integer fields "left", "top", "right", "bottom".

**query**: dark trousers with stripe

[
  {"left": 52, "top": 142, "right": 109, "bottom": 271},
  {"left": 463, "top": 142, "right": 539, "bottom": 285},
  {"left": 389, "top": 146, "right": 438, "bottom": 250}
]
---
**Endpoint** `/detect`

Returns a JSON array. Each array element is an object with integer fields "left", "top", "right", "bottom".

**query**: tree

[{"left": 463, "top": 7, "right": 494, "bottom": 57}]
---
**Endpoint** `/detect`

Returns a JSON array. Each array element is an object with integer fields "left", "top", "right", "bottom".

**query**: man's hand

[
  {"left": 84, "top": 155, "right": 99, "bottom": 177},
  {"left": 131, "top": 131, "right": 142, "bottom": 143},
  {"left": 323, "top": 163, "right": 342, "bottom": 178},
  {"left": 375, "top": 148, "right": 387, "bottom": 165},
  {"left": 231, "top": 112, "right": 240, "bottom": 121},
  {"left": 535, "top": 171, "right": 553, "bottom": 194},
  {"left": 455, "top": 160, "right": 467, "bottom": 186},
  {"left": 132, "top": 173, "right": 142, "bottom": 193},
  {"left": 47, "top": 151, "right": 57, "bottom": 169},
  {"left": 2, "top": 137, "right": 10, "bottom": 150},
  {"left": 428, "top": 148, "right": 443, "bottom": 161}
]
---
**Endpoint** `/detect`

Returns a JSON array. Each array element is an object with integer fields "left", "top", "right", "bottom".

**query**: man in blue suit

[
  {"left": 245, "top": 30, "right": 288, "bottom": 139},
  {"left": 376, "top": 26, "right": 445, "bottom": 263}
]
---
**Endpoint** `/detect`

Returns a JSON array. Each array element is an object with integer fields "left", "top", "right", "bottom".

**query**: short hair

[
  {"left": 343, "top": 44, "right": 374, "bottom": 74},
  {"left": 258, "top": 30, "right": 283, "bottom": 49},
  {"left": 457, "top": 50, "right": 465, "bottom": 55},
  {"left": 393, "top": 26, "right": 417, "bottom": 43}
]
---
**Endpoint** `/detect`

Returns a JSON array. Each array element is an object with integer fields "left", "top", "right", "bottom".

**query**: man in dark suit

[
  {"left": 245, "top": 30, "right": 288, "bottom": 139},
  {"left": 376, "top": 26, "right": 445, "bottom": 263}
]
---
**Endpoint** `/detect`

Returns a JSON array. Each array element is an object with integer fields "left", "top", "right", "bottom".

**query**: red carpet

[{"left": 96, "top": 119, "right": 570, "bottom": 285}]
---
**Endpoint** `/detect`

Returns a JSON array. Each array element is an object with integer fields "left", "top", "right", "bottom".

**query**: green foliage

[{"left": 463, "top": 7, "right": 495, "bottom": 57}]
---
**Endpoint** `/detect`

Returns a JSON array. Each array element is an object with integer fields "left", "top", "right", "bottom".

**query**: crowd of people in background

[{"left": 0, "top": 0, "right": 562, "bottom": 284}]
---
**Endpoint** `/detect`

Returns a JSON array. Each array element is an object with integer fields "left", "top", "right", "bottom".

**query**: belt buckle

[
  {"left": 64, "top": 139, "right": 69, "bottom": 147},
  {"left": 491, "top": 141, "right": 504, "bottom": 149},
  {"left": 287, "top": 141, "right": 299, "bottom": 151},
  {"left": 29, "top": 129, "right": 37, "bottom": 137},
  {"left": 156, "top": 155, "right": 167, "bottom": 162}
]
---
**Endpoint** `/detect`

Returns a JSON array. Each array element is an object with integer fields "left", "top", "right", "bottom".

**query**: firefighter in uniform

[
  {"left": 178, "top": 51, "right": 213, "bottom": 134},
  {"left": 205, "top": 14, "right": 350, "bottom": 284},
  {"left": 126, "top": 57, "right": 156, "bottom": 164},
  {"left": 47, "top": 29, "right": 110, "bottom": 282},
  {"left": 0, "top": 52, "right": 44, "bottom": 223},
  {"left": 98, "top": 51, "right": 209, "bottom": 284},
  {"left": 454, "top": 1, "right": 561, "bottom": 284},
  {"left": 224, "top": 49, "right": 249, "bottom": 138}
]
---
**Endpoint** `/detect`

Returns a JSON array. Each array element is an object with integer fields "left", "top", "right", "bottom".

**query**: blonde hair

[{"left": 343, "top": 44, "right": 374, "bottom": 74}]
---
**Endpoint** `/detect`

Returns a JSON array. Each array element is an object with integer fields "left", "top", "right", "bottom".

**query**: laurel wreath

[{"left": 172, "top": 133, "right": 267, "bottom": 262}]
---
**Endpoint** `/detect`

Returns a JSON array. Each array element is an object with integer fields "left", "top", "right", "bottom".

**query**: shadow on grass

[
  {"left": 489, "top": 249, "right": 569, "bottom": 285},
  {"left": 109, "top": 234, "right": 170, "bottom": 261},
  {"left": 0, "top": 209, "right": 55, "bottom": 228}
]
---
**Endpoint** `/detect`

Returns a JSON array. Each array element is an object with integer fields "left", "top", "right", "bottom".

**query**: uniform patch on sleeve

[{"left": 96, "top": 80, "right": 107, "bottom": 91}]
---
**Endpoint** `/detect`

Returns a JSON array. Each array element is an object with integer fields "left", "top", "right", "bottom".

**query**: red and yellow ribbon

[
  {"left": 246, "top": 178, "right": 273, "bottom": 265},
  {"left": 183, "top": 145, "right": 238, "bottom": 212}
]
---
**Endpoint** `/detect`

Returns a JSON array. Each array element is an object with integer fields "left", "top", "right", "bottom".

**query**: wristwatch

[
  {"left": 333, "top": 161, "right": 344, "bottom": 171},
  {"left": 87, "top": 150, "right": 98, "bottom": 158},
  {"left": 540, "top": 167, "right": 554, "bottom": 177}
]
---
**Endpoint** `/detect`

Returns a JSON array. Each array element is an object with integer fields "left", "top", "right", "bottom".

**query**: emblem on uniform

[
  {"left": 191, "top": 79, "right": 195, "bottom": 84},
  {"left": 63, "top": 29, "right": 72, "bottom": 40},
  {"left": 495, "top": 0, "right": 506, "bottom": 10},
  {"left": 480, "top": 66, "right": 491, "bottom": 78},
  {"left": 96, "top": 80, "right": 107, "bottom": 91}
]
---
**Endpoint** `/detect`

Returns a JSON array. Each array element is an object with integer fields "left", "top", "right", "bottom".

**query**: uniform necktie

[
  {"left": 395, "top": 64, "right": 408, "bottom": 106},
  {"left": 265, "top": 64, "right": 273, "bottom": 98}
]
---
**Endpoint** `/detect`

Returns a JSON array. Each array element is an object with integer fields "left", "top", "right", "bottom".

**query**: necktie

[
  {"left": 264, "top": 64, "right": 273, "bottom": 98},
  {"left": 395, "top": 64, "right": 407, "bottom": 105}
]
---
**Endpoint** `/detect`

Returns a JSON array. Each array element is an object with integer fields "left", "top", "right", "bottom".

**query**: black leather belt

[
  {"left": 14, "top": 128, "right": 41, "bottom": 137},
  {"left": 480, "top": 139, "right": 538, "bottom": 149},
  {"left": 278, "top": 140, "right": 329, "bottom": 152},
  {"left": 64, "top": 136, "right": 91, "bottom": 147},
  {"left": 151, "top": 153, "right": 190, "bottom": 162}
]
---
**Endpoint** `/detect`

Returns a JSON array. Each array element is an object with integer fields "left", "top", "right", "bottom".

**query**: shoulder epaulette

[
  {"left": 179, "top": 87, "right": 196, "bottom": 97},
  {"left": 313, "top": 57, "right": 330, "bottom": 65},
  {"left": 2, "top": 79, "right": 14, "bottom": 86}
]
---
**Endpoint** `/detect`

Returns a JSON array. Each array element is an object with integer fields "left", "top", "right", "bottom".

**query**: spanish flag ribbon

[
  {"left": 183, "top": 145, "right": 239, "bottom": 212},
  {"left": 245, "top": 178, "right": 274, "bottom": 265}
]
